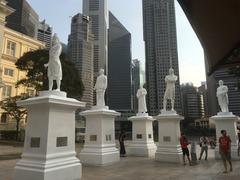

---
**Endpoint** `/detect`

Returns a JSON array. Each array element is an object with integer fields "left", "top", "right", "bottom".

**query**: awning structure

[{"left": 177, "top": 0, "right": 240, "bottom": 75}]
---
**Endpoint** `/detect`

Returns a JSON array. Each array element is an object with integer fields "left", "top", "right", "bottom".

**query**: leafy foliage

[
  {"left": 0, "top": 95, "right": 28, "bottom": 140},
  {"left": 15, "top": 49, "right": 84, "bottom": 98}
]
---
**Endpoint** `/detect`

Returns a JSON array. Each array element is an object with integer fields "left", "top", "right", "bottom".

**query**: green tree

[
  {"left": 15, "top": 49, "right": 84, "bottom": 98},
  {"left": 0, "top": 95, "right": 27, "bottom": 140}
]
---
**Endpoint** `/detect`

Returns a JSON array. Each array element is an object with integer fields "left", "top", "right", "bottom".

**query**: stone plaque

[
  {"left": 163, "top": 136, "right": 171, "bottom": 142},
  {"left": 56, "top": 137, "right": 68, "bottom": 147},
  {"left": 106, "top": 135, "right": 111, "bottom": 141},
  {"left": 148, "top": 134, "right": 152, "bottom": 139},
  {"left": 136, "top": 134, "right": 142, "bottom": 139},
  {"left": 90, "top": 135, "right": 97, "bottom": 141},
  {"left": 30, "top": 137, "right": 40, "bottom": 148}
]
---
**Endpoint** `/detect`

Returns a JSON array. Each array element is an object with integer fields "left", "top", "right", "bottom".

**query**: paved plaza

[{"left": 0, "top": 142, "right": 240, "bottom": 180}]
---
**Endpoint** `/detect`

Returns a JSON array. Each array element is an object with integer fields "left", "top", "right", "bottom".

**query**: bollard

[{"left": 190, "top": 141, "right": 198, "bottom": 165}]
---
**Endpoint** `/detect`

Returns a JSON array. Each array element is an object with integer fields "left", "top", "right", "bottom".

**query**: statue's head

[
  {"left": 219, "top": 80, "right": 224, "bottom": 86},
  {"left": 52, "top": 33, "right": 60, "bottom": 46},
  {"left": 169, "top": 68, "right": 174, "bottom": 75},
  {"left": 99, "top": 69, "right": 104, "bottom": 75}
]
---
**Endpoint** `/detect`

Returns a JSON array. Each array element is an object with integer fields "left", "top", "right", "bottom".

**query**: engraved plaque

[
  {"left": 136, "top": 134, "right": 142, "bottom": 139},
  {"left": 163, "top": 136, "right": 171, "bottom": 142},
  {"left": 56, "top": 137, "right": 68, "bottom": 147},
  {"left": 30, "top": 137, "right": 40, "bottom": 148},
  {"left": 148, "top": 134, "right": 152, "bottom": 139},
  {"left": 90, "top": 135, "right": 97, "bottom": 141},
  {"left": 106, "top": 135, "right": 111, "bottom": 141}
]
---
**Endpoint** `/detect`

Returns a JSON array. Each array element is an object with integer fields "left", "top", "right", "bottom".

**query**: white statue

[
  {"left": 44, "top": 33, "right": 62, "bottom": 91},
  {"left": 217, "top": 80, "right": 229, "bottom": 112},
  {"left": 163, "top": 68, "right": 178, "bottom": 111},
  {"left": 94, "top": 69, "right": 107, "bottom": 107},
  {"left": 136, "top": 85, "right": 147, "bottom": 114}
]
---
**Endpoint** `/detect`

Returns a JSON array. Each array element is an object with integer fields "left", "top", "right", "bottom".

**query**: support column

[
  {"left": 210, "top": 112, "right": 240, "bottom": 160},
  {"left": 79, "top": 107, "right": 120, "bottom": 165},
  {"left": 127, "top": 114, "right": 156, "bottom": 157},
  {"left": 154, "top": 112, "right": 183, "bottom": 163},
  {"left": 13, "top": 91, "right": 86, "bottom": 180}
]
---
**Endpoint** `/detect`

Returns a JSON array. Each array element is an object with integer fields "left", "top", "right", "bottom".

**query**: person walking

[
  {"left": 180, "top": 133, "right": 191, "bottom": 165},
  {"left": 199, "top": 135, "right": 209, "bottom": 160},
  {"left": 119, "top": 131, "right": 126, "bottom": 157},
  {"left": 219, "top": 130, "right": 232, "bottom": 173}
]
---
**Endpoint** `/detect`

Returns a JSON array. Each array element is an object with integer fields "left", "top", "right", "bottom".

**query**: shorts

[
  {"left": 182, "top": 148, "right": 189, "bottom": 156},
  {"left": 220, "top": 152, "right": 231, "bottom": 161}
]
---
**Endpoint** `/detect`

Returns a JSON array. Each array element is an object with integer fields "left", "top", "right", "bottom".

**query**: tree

[
  {"left": 15, "top": 49, "right": 84, "bottom": 98},
  {"left": 0, "top": 95, "right": 27, "bottom": 140}
]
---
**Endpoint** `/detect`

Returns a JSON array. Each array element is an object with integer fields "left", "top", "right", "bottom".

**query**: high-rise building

[
  {"left": 5, "top": 0, "right": 39, "bottom": 38},
  {"left": 108, "top": 11, "right": 132, "bottom": 111},
  {"left": 143, "top": 0, "right": 181, "bottom": 115},
  {"left": 83, "top": 0, "right": 108, "bottom": 78},
  {"left": 198, "top": 82, "right": 209, "bottom": 117},
  {"left": 68, "top": 13, "right": 94, "bottom": 107},
  {"left": 108, "top": 11, "right": 133, "bottom": 134},
  {"left": 206, "top": 69, "right": 240, "bottom": 116},
  {"left": 181, "top": 83, "right": 204, "bottom": 120},
  {"left": 37, "top": 20, "right": 52, "bottom": 49},
  {"left": 132, "top": 59, "right": 141, "bottom": 113}
]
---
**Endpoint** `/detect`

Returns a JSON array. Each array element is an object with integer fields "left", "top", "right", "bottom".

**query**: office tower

[
  {"left": 181, "top": 83, "right": 204, "bottom": 120},
  {"left": 198, "top": 82, "right": 209, "bottom": 117},
  {"left": 37, "top": 20, "right": 52, "bottom": 49},
  {"left": 132, "top": 59, "right": 141, "bottom": 113},
  {"left": 108, "top": 11, "right": 132, "bottom": 111},
  {"left": 6, "top": 0, "right": 39, "bottom": 38},
  {"left": 83, "top": 0, "right": 108, "bottom": 78},
  {"left": 68, "top": 13, "right": 94, "bottom": 107},
  {"left": 143, "top": 0, "right": 181, "bottom": 115},
  {"left": 207, "top": 69, "right": 240, "bottom": 116}
]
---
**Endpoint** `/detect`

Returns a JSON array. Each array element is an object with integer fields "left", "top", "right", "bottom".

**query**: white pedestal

[
  {"left": 127, "top": 115, "right": 156, "bottom": 157},
  {"left": 154, "top": 113, "right": 184, "bottom": 163},
  {"left": 79, "top": 108, "right": 120, "bottom": 166},
  {"left": 13, "top": 91, "right": 86, "bottom": 180},
  {"left": 210, "top": 113, "right": 240, "bottom": 160}
]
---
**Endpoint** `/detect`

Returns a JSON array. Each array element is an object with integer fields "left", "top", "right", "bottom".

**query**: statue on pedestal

[
  {"left": 217, "top": 80, "right": 229, "bottom": 113},
  {"left": 163, "top": 68, "right": 178, "bottom": 111},
  {"left": 94, "top": 69, "right": 107, "bottom": 107},
  {"left": 136, "top": 85, "right": 147, "bottom": 114},
  {"left": 44, "top": 34, "right": 62, "bottom": 91}
]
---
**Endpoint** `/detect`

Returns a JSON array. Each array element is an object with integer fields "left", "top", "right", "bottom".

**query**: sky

[{"left": 27, "top": 0, "right": 206, "bottom": 87}]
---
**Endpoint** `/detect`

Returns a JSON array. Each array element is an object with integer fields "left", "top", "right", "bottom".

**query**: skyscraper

[
  {"left": 83, "top": 0, "right": 108, "bottom": 78},
  {"left": 132, "top": 59, "right": 141, "bottom": 113},
  {"left": 206, "top": 69, "right": 240, "bottom": 116},
  {"left": 37, "top": 20, "right": 52, "bottom": 49},
  {"left": 143, "top": 0, "right": 181, "bottom": 115},
  {"left": 6, "top": 0, "right": 39, "bottom": 38},
  {"left": 68, "top": 13, "right": 94, "bottom": 107},
  {"left": 108, "top": 11, "right": 132, "bottom": 111}
]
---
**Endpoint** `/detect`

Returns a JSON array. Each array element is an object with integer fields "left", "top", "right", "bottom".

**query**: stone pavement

[{"left": 0, "top": 143, "right": 240, "bottom": 180}]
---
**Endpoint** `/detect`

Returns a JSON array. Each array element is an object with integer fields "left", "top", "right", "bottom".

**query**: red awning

[{"left": 177, "top": 0, "right": 240, "bottom": 74}]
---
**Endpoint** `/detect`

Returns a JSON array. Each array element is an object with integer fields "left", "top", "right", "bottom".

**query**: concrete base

[
  {"left": 79, "top": 108, "right": 120, "bottom": 166},
  {"left": 210, "top": 113, "right": 240, "bottom": 160},
  {"left": 155, "top": 145, "right": 182, "bottom": 163},
  {"left": 13, "top": 155, "right": 81, "bottom": 180},
  {"left": 154, "top": 113, "right": 184, "bottom": 163},
  {"left": 13, "top": 91, "right": 85, "bottom": 180},
  {"left": 127, "top": 115, "right": 156, "bottom": 157}
]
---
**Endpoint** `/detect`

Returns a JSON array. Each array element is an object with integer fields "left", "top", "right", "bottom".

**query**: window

[
  {"left": 2, "top": 85, "right": 12, "bottom": 97},
  {"left": 4, "top": 68, "right": 14, "bottom": 77},
  {"left": 6, "top": 41, "right": 16, "bottom": 56},
  {"left": 1, "top": 113, "right": 8, "bottom": 123}
]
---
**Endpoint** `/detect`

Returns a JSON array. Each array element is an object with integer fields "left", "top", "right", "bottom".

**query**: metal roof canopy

[{"left": 177, "top": 0, "right": 240, "bottom": 75}]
